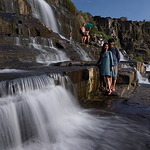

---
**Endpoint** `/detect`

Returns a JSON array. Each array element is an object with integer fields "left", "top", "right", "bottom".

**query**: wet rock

[
  {"left": 117, "top": 68, "right": 137, "bottom": 85},
  {"left": 55, "top": 40, "right": 67, "bottom": 49}
]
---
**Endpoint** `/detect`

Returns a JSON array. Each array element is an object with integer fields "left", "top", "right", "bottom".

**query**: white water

[
  {"left": 136, "top": 69, "right": 150, "bottom": 84},
  {"left": 119, "top": 51, "right": 127, "bottom": 61},
  {"left": 14, "top": 37, "right": 70, "bottom": 64},
  {"left": 29, "top": 38, "right": 69, "bottom": 64},
  {"left": 146, "top": 64, "right": 150, "bottom": 72},
  {"left": 71, "top": 42, "right": 92, "bottom": 61},
  {"left": 57, "top": 35, "right": 92, "bottom": 61},
  {"left": 0, "top": 74, "right": 150, "bottom": 150},
  {"left": 28, "top": 0, "right": 59, "bottom": 33},
  {"left": 14, "top": 35, "right": 92, "bottom": 63},
  {"left": 0, "top": 69, "right": 28, "bottom": 73}
]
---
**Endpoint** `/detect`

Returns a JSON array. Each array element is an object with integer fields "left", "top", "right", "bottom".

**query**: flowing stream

[
  {"left": 0, "top": 74, "right": 149, "bottom": 150},
  {"left": 27, "top": 0, "right": 59, "bottom": 33},
  {"left": 136, "top": 69, "right": 150, "bottom": 84},
  {"left": 119, "top": 51, "right": 127, "bottom": 61},
  {"left": 1, "top": 1, "right": 150, "bottom": 149}
]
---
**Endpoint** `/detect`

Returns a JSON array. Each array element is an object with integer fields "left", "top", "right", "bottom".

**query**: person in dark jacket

[{"left": 108, "top": 38, "right": 120, "bottom": 92}]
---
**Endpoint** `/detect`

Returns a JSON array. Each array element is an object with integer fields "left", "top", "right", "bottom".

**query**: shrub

[
  {"left": 66, "top": 0, "right": 77, "bottom": 15},
  {"left": 134, "top": 56, "right": 144, "bottom": 62}
]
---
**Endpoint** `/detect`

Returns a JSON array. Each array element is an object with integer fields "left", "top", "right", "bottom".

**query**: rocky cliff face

[
  {"left": 94, "top": 16, "right": 150, "bottom": 62},
  {"left": 0, "top": 0, "right": 94, "bottom": 66},
  {"left": 0, "top": 0, "right": 32, "bottom": 15},
  {"left": 0, "top": 0, "right": 146, "bottom": 103},
  {"left": 47, "top": 0, "right": 81, "bottom": 41},
  {"left": 0, "top": 0, "right": 81, "bottom": 40}
]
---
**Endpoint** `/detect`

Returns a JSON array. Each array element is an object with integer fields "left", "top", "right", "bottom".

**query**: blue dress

[{"left": 97, "top": 51, "right": 114, "bottom": 76}]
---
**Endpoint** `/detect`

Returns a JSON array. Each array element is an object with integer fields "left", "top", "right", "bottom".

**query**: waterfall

[
  {"left": 29, "top": 38, "right": 70, "bottom": 64},
  {"left": 73, "top": 44, "right": 92, "bottom": 61},
  {"left": 119, "top": 51, "right": 127, "bottom": 61},
  {"left": 0, "top": 74, "right": 149, "bottom": 150},
  {"left": 58, "top": 35, "right": 92, "bottom": 61},
  {"left": 27, "top": 0, "right": 59, "bottom": 33},
  {"left": 14, "top": 37, "right": 70, "bottom": 64},
  {"left": 136, "top": 69, "right": 150, "bottom": 84},
  {"left": 71, "top": 42, "right": 92, "bottom": 61},
  {"left": 146, "top": 64, "right": 150, "bottom": 72}
]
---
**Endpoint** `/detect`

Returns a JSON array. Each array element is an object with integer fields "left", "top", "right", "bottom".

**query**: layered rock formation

[
  {"left": 0, "top": 0, "right": 147, "bottom": 103},
  {"left": 94, "top": 16, "right": 150, "bottom": 62},
  {"left": 0, "top": 0, "right": 95, "bottom": 66}
]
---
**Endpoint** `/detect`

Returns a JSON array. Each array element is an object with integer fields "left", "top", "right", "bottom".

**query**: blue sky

[{"left": 71, "top": 0, "right": 150, "bottom": 21}]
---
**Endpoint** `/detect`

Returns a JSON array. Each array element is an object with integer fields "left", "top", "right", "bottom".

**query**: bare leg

[
  {"left": 109, "top": 77, "right": 112, "bottom": 90},
  {"left": 108, "top": 77, "right": 112, "bottom": 94},
  {"left": 106, "top": 77, "right": 112, "bottom": 94},
  {"left": 87, "top": 36, "right": 90, "bottom": 44},
  {"left": 83, "top": 36, "right": 87, "bottom": 43},
  {"left": 112, "top": 79, "right": 116, "bottom": 92}
]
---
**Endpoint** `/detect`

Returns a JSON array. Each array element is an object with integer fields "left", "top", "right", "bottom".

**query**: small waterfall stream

[
  {"left": 146, "top": 64, "right": 150, "bottom": 72},
  {"left": 0, "top": 74, "right": 149, "bottom": 150},
  {"left": 14, "top": 37, "right": 70, "bottom": 64},
  {"left": 71, "top": 42, "right": 92, "bottom": 61},
  {"left": 28, "top": 38, "right": 70, "bottom": 64},
  {"left": 119, "top": 51, "right": 127, "bottom": 61},
  {"left": 136, "top": 70, "right": 150, "bottom": 84},
  {"left": 27, "top": 0, "right": 59, "bottom": 33}
]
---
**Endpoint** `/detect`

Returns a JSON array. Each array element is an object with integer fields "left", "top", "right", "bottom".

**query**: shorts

[
  {"left": 112, "top": 65, "right": 118, "bottom": 80},
  {"left": 81, "top": 32, "right": 86, "bottom": 36}
]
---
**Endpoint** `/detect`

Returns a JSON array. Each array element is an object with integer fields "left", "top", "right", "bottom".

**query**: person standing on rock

[
  {"left": 97, "top": 43, "right": 114, "bottom": 95},
  {"left": 85, "top": 27, "right": 91, "bottom": 45},
  {"left": 80, "top": 23, "right": 87, "bottom": 44},
  {"left": 108, "top": 38, "right": 120, "bottom": 92}
]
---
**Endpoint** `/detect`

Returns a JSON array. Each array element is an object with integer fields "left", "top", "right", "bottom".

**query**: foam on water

[
  {"left": 27, "top": 0, "right": 59, "bottom": 33},
  {"left": 0, "top": 75, "right": 149, "bottom": 150},
  {"left": 0, "top": 69, "right": 28, "bottom": 73},
  {"left": 136, "top": 69, "right": 150, "bottom": 84}
]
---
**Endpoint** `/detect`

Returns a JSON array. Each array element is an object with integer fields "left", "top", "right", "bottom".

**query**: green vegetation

[
  {"left": 65, "top": 0, "right": 77, "bottom": 15},
  {"left": 134, "top": 56, "right": 144, "bottom": 62},
  {"left": 77, "top": 11, "right": 114, "bottom": 41}
]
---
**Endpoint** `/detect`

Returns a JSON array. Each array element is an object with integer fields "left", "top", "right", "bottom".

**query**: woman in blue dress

[{"left": 97, "top": 43, "right": 114, "bottom": 94}]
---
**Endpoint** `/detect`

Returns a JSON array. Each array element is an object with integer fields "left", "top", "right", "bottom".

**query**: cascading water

[
  {"left": 14, "top": 37, "right": 70, "bottom": 64},
  {"left": 7, "top": 0, "right": 92, "bottom": 63},
  {"left": 59, "top": 35, "right": 92, "bottom": 61},
  {"left": 119, "top": 51, "right": 127, "bottom": 61},
  {"left": 71, "top": 42, "right": 92, "bottom": 61},
  {"left": 28, "top": 37, "right": 70, "bottom": 64},
  {"left": 27, "top": 0, "right": 59, "bottom": 33},
  {"left": 146, "top": 64, "right": 150, "bottom": 72},
  {"left": 27, "top": 0, "right": 92, "bottom": 61},
  {"left": 136, "top": 69, "right": 150, "bottom": 84},
  {"left": 0, "top": 74, "right": 150, "bottom": 150}
]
